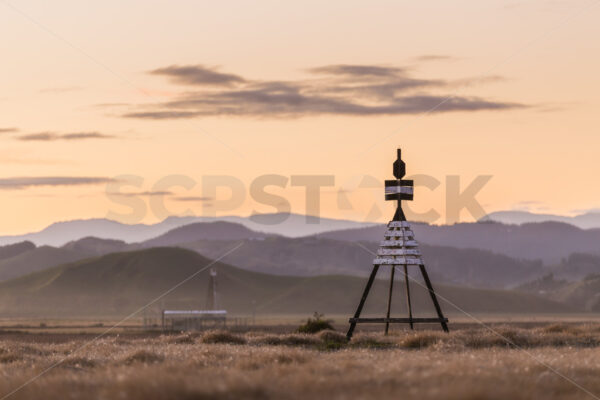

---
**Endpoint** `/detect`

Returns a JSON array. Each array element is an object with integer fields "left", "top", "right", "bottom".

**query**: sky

[{"left": 1, "top": 0, "right": 599, "bottom": 234}]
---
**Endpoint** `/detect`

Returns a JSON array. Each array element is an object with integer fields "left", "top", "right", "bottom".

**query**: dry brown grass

[
  {"left": 166, "top": 333, "right": 196, "bottom": 344},
  {"left": 59, "top": 356, "right": 97, "bottom": 369},
  {"left": 0, "top": 324, "right": 600, "bottom": 399}
]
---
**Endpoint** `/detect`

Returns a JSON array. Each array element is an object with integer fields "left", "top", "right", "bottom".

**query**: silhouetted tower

[
  {"left": 205, "top": 268, "right": 218, "bottom": 310},
  {"left": 346, "top": 148, "right": 449, "bottom": 339}
]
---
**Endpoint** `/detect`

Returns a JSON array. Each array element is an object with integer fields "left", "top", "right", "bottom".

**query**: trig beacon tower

[{"left": 346, "top": 148, "right": 448, "bottom": 339}]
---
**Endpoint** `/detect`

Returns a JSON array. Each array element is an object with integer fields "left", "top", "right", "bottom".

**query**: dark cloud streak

[
  {"left": 123, "top": 111, "right": 199, "bottom": 120},
  {"left": 308, "top": 64, "right": 405, "bottom": 78},
  {"left": 108, "top": 190, "right": 174, "bottom": 197},
  {"left": 149, "top": 65, "right": 245, "bottom": 86},
  {"left": 0, "top": 177, "right": 116, "bottom": 190},
  {"left": 17, "top": 132, "right": 115, "bottom": 141},
  {"left": 123, "top": 63, "right": 525, "bottom": 119},
  {"left": 62, "top": 132, "right": 115, "bottom": 140},
  {"left": 173, "top": 196, "right": 214, "bottom": 202},
  {"left": 413, "top": 55, "right": 456, "bottom": 62}
]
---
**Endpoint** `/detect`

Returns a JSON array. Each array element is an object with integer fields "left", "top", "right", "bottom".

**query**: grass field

[{"left": 1, "top": 323, "right": 600, "bottom": 399}]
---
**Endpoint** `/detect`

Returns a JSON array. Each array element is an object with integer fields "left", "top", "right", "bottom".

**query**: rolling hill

[
  {"left": 0, "top": 237, "right": 134, "bottom": 282},
  {"left": 550, "top": 253, "right": 600, "bottom": 281},
  {"left": 518, "top": 273, "right": 600, "bottom": 311},
  {"left": 61, "top": 236, "right": 130, "bottom": 256},
  {"left": 0, "top": 241, "right": 36, "bottom": 260},
  {"left": 0, "top": 245, "right": 90, "bottom": 282},
  {"left": 142, "top": 221, "right": 270, "bottom": 247},
  {"left": 0, "top": 247, "right": 573, "bottom": 317}
]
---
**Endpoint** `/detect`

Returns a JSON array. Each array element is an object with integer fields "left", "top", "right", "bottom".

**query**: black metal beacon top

[
  {"left": 393, "top": 148, "right": 405, "bottom": 179},
  {"left": 385, "top": 148, "right": 414, "bottom": 222}
]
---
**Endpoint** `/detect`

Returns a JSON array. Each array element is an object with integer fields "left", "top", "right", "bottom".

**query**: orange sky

[{"left": 1, "top": 0, "right": 599, "bottom": 234}]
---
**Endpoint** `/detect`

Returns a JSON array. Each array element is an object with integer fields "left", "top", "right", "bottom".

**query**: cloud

[
  {"left": 62, "top": 132, "right": 115, "bottom": 140},
  {"left": 308, "top": 64, "right": 406, "bottom": 78},
  {"left": 0, "top": 127, "right": 18, "bottom": 133},
  {"left": 173, "top": 196, "right": 214, "bottom": 202},
  {"left": 149, "top": 65, "right": 245, "bottom": 86},
  {"left": 125, "top": 90, "right": 521, "bottom": 119},
  {"left": 108, "top": 190, "right": 173, "bottom": 197},
  {"left": 413, "top": 55, "right": 456, "bottom": 62},
  {"left": 17, "top": 132, "right": 115, "bottom": 141},
  {"left": 0, "top": 177, "right": 116, "bottom": 190},
  {"left": 17, "top": 132, "right": 57, "bottom": 141},
  {"left": 123, "top": 111, "right": 199, "bottom": 120},
  {"left": 123, "top": 63, "right": 526, "bottom": 119}
]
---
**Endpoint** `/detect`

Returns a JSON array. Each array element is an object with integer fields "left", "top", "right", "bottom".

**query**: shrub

[
  {"left": 201, "top": 330, "right": 247, "bottom": 345},
  {"left": 122, "top": 350, "right": 164, "bottom": 365},
  {"left": 0, "top": 353, "right": 21, "bottom": 363},
  {"left": 298, "top": 312, "right": 334, "bottom": 334},
  {"left": 540, "top": 323, "right": 579, "bottom": 334},
  {"left": 254, "top": 334, "right": 321, "bottom": 346}
]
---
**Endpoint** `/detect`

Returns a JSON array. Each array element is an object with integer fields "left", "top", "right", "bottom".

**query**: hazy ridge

[{"left": 0, "top": 247, "right": 572, "bottom": 317}]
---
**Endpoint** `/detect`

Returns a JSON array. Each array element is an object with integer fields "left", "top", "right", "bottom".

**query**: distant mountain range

[
  {"left": 4, "top": 211, "right": 600, "bottom": 259},
  {"left": 5, "top": 219, "right": 600, "bottom": 290},
  {"left": 0, "top": 214, "right": 374, "bottom": 247},
  {"left": 0, "top": 220, "right": 597, "bottom": 315},
  {"left": 182, "top": 238, "right": 544, "bottom": 288},
  {"left": 0, "top": 233, "right": 545, "bottom": 289},
  {"left": 316, "top": 221, "right": 600, "bottom": 263},
  {"left": 0, "top": 247, "right": 572, "bottom": 317},
  {"left": 482, "top": 210, "right": 600, "bottom": 229}
]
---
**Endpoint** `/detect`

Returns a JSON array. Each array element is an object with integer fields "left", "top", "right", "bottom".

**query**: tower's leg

[
  {"left": 384, "top": 266, "right": 396, "bottom": 335},
  {"left": 419, "top": 264, "right": 449, "bottom": 332},
  {"left": 403, "top": 264, "right": 414, "bottom": 330},
  {"left": 347, "top": 265, "right": 380, "bottom": 340}
]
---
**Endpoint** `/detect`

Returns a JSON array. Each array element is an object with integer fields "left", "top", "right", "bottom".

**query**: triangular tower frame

[{"left": 346, "top": 149, "right": 449, "bottom": 339}]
